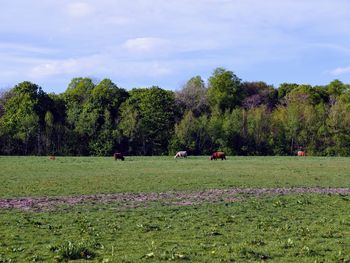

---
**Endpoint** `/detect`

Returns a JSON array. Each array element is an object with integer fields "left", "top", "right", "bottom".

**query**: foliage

[
  {"left": 1, "top": 73, "right": 350, "bottom": 156},
  {"left": 169, "top": 111, "right": 212, "bottom": 155},
  {"left": 119, "top": 86, "right": 176, "bottom": 155},
  {"left": 175, "top": 76, "right": 209, "bottom": 117},
  {"left": 207, "top": 67, "right": 242, "bottom": 112},
  {"left": 241, "top": 81, "right": 278, "bottom": 109}
]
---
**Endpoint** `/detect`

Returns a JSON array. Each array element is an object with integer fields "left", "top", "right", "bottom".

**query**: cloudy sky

[{"left": 1, "top": 0, "right": 350, "bottom": 93}]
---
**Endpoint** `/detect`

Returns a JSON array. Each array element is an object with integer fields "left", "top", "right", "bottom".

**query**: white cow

[{"left": 174, "top": 151, "right": 188, "bottom": 159}]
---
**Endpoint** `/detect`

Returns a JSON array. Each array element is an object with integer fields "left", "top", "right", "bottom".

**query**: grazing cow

[
  {"left": 174, "top": 151, "right": 187, "bottom": 159},
  {"left": 210, "top": 152, "right": 226, "bottom": 160},
  {"left": 49, "top": 155, "right": 55, "bottom": 160},
  {"left": 114, "top": 152, "right": 125, "bottom": 161},
  {"left": 297, "top": 151, "right": 305, "bottom": 156}
]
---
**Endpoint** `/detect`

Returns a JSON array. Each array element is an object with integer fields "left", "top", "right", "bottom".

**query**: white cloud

[
  {"left": 330, "top": 66, "right": 350, "bottom": 76},
  {"left": 0, "top": 42, "right": 57, "bottom": 55},
  {"left": 117, "top": 60, "right": 173, "bottom": 77},
  {"left": 66, "top": 2, "right": 94, "bottom": 17},
  {"left": 29, "top": 56, "right": 101, "bottom": 78},
  {"left": 27, "top": 53, "right": 174, "bottom": 82},
  {"left": 1, "top": 0, "right": 350, "bottom": 91},
  {"left": 123, "top": 37, "right": 168, "bottom": 53}
]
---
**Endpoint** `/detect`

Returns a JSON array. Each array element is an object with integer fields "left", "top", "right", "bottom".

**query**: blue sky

[{"left": 1, "top": 0, "right": 350, "bottom": 93}]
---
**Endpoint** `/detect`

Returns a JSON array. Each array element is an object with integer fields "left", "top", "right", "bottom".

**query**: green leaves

[
  {"left": 119, "top": 86, "right": 176, "bottom": 155},
  {"left": 208, "top": 67, "right": 242, "bottom": 112}
]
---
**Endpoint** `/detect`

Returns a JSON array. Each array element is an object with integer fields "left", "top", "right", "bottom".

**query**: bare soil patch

[{"left": 0, "top": 187, "right": 349, "bottom": 211}]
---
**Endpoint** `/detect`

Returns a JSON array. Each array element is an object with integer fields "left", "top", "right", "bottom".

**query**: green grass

[
  {"left": 0, "top": 194, "right": 349, "bottom": 262},
  {"left": 0, "top": 156, "right": 350, "bottom": 198},
  {"left": 0, "top": 156, "right": 349, "bottom": 262}
]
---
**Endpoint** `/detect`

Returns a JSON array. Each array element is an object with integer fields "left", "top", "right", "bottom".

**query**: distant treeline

[{"left": 1, "top": 67, "right": 350, "bottom": 156}]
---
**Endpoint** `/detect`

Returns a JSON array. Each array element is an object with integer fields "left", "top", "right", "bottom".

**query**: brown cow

[
  {"left": 113, "top": 152, "right": 125, "bottom": 161},
  {"left": 297, "top": 151, "right": 305, "bottom": 156},
  {"left": 210, "top": 151, "right": 226, "bottom": 160}
]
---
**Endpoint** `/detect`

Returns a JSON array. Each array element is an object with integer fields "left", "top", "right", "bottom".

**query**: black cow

[{"left": 113, "top": 152, "right": 125, "bottom": 161}]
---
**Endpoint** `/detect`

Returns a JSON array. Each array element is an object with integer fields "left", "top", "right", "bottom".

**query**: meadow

[{"left": 0, "top": 156, "right": 349, "bottom": 262}]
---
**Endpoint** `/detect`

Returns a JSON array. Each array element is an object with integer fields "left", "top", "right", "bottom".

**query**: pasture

[{"left": 0, "top": 156, "right": 349, "bottom": 262}]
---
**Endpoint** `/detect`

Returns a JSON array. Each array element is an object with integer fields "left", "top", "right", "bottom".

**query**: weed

[
  {"left": 239, "top": 247, "right": 271, "bottom": 260},
  {"left": 299, "top": 246, "right": 319, "bottom": 257},
  {"left": 0, "top": 256, "right": 11, "bottom": 263},
  {"left": 137, "top": 223, "right": 161, "bottom": 232},
  {"left": 282, "top": 238, "right": 295, "bottom": 249},
  {"left": 250, "top": 239, "right": 266, "bottom": 246},
  {"left": 53, "top": 240, "right": 96, "bottom": 261}
]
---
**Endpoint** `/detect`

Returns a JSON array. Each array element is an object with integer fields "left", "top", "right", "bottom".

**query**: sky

[{"left": 1, "top": 0, "right": 350, "bottom": 93}]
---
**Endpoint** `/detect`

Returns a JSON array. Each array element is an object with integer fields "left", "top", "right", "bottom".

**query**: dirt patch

[{"left": 0, "top": 187, "right": 349, "bottom": 211}]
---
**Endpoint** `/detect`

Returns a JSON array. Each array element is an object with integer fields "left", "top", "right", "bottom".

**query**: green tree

[
  {"left": 119, "top": 86, "right": 176, "bottom": 155},
  {"left": 169, "top": 111, "right": 212, "bottom": 155},
  {"left": 64, "top": 78, "right": 128, "bottom": 155},
  {"left": 207, "top": 68, "right": 242, "bottom": 112},
  {"left": 0, "top": 81, "right": 54, "bottom": 155},
  {"left": 246, "top": 106, "right": 271, "bottom": 155},
  {"left": 207, "top": 109, "right": 225, "bottom": 151},
  {"left": 62, "top": 78, "right": 95, "bottom": 155},
  {"left": 326, "top": 100, "right": 350, "bottom": 156},
  {"left": 277, "top": 83, "right": 299, "bottom": 100},
  {"left": 326, "top": 79, "right": 349, "bottom": 98},
  {"left": 221, "top": 109, "right": 245, "bottom": 155}
]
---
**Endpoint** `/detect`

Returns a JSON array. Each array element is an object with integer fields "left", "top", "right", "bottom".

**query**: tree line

[{"left": 1, "top": 67, "right": 350, "bottom": 156}]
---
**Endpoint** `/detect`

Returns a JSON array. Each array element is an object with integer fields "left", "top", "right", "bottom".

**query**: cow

[
  {"left": 114, "top": 152, "right": 125, "bottom": 161},
  {"left": 49, "top": 155, "right": 55, "bottom": 160},
  {"left": 174, "top": 151, "right": 187, "bottom": 159},
  {"left": 210, "top": 151, "right": 226, "bottom": 160},
  {"left": 297, "top": 151, "right": 305, "bottom": 156}
]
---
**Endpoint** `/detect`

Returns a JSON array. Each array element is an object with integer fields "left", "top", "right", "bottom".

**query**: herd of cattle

[
  {"left": 48, "top": 150, "right": 306, "bottom": 161},
  {"left": 113, "top": 150, "right": 306, "bottom": 161},
  {"left": 173, "top": 151, "right": 226, "bottom": 160},
  {"left": 113, "top": 151, "right": 227, "bottom": 161}
]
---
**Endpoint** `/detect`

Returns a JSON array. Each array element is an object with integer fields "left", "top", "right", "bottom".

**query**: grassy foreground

[
  {"left": 0, "top": 156, "right": 350, "bottom": 198},
  {"left": 0, "top": 156, "right": 349, "bottom": 262},
  {"left": 0, "top": 195, "right": 349, "bottom": 262}
]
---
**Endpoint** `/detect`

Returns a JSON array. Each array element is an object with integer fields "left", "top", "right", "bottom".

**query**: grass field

[
  {"left": 1, "top": 156, "right": 350, "bottom": 198},
  {"left": 0, "top": 156, "right": 349, "bottom": 262}
]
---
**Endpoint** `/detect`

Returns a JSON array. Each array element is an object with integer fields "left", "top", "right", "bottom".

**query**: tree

[
  {"left": 277, "top": 83, "right": 299, "bottom": 100},
  {"left": 63, "top": 78, "right": 128, "bottom": 155},
  {"left": 0, "top": 81, "right": 53, "bottom": 155},
  {"left": 246, "top": 106, "right": 272, "bottom": 155},
  {"left": 175, "top": 76, "right": 209, "bottom": 117},
  {"left": 85, "top": 79, "right": 128, "bottom": 155},
  {"left": 326, "top": 79, "right": 349, "bottom": 98},
  {"left": 326, "top": 100, "right": 350, "bottom": 156},
  {"left": 241, "top": 81, "right": 278, "bottom": 109},
  {"left": 169, "top": 111, "right": 199, "bottom": 154},
  {"left": 207, "top": 68, "right": 242, "bottom": 112},
  {"left": 45, "top": 93, "right": 67, "bottom": 155},
  {"left": 169, "top": 111, "right": 212, "bottom": 155},
  {"left": 119, "top": 86, "right": 176, "bottom": 155},
  {"left": 221, "top": 109, "right": 245, "bottom": 155},
  {"left": 62, "top": 78, "right": 95, "bottom": 155}
]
